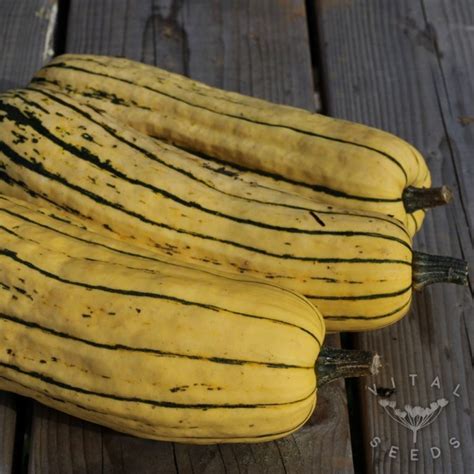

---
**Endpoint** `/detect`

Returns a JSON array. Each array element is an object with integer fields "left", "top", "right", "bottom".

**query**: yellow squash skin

[
  {"left": 0, "top": 88, "right": 413, "bottom": 332},
  {"left": 0, "top": 194, "right": 324, "bottom": 444},
  {"left": 32, "top": 53, "right": 431, "bottom": 236}
]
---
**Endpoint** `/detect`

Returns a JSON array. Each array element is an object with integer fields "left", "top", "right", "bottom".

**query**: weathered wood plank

[
  {"left": 26, "top": 1, "right": 354, "bottom": 473},
  {"left": 316, "top": 0, "right": 473, "bottom": 472},
  {"left": 0, "top": 393, "right": 16, "bottom": 474},
  {"left": 0, "top": 1, "right": 59, "bottom": 472},
  {"left": 0, "top": 0, "right": 58, "bottom": 91}
]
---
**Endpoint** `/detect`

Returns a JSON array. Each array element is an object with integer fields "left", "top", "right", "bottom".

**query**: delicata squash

[
  {"left": 31, "top": 54, "right": 452, "bottom": 237},
  {"left": 0, "top": 88, "right": 467, "bottom": 332},
  {"left": 0, "top": 194, "right": 380, "bottom": 443}
]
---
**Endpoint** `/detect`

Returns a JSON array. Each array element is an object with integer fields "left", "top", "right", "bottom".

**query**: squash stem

[
  {"left": 412, "top": 251, "right": 469, "bottom": 290},
  {"left": 403, "top": 186, "right": 453, "bottom": 213},
  {"left": 316, "top": 347, "right": 381, "bottom": 387}
]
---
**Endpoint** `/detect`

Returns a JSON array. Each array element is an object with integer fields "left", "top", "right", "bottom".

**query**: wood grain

[
  {"left": 0, "top": 393, "right": 16, "bottom": 474},
  {"left": 316, "top": 0, "right": 473, "bottom": 472},
  {"left": 0, "top": 1, "right": 59, "bottom": 471},
  {"left": 0, "top": 0, "right": 58, "bottom": 91},
  {"left": 25, "top": 1, "right": 354, "bottom": 473}
]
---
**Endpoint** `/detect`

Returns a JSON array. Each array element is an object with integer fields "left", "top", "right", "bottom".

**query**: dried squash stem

[
  {"left": 403, "top": 186, "right": 453, "bottom": 213},
  {"left": 412, "top": 251, "right": 469, "bottom": 290},
  {"left": 316, "top": 347, "right": 381, "bottom": 387}
]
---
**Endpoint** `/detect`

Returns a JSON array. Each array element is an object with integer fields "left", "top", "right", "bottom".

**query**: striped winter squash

[
  {"left": 0, "top": 88, "right": 467, "bottom": 332},
  {"left": 0, "top": 193, "right": 378, "bottom": 443},
  {"left": 32, "top": 54, "right": 452, "bottom": 237}
]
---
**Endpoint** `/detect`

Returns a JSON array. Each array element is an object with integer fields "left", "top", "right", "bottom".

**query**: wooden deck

[{"left": 0, "top": 1, "right": 472, "bottom": 472}]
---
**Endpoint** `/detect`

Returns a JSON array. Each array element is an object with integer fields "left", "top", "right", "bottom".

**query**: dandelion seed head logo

[
  {"left": 368, "top": 373, "right": 462, "bottom": 463},
  {"left": 378, "top": 397, "right": 449, "bottom": 444}
]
